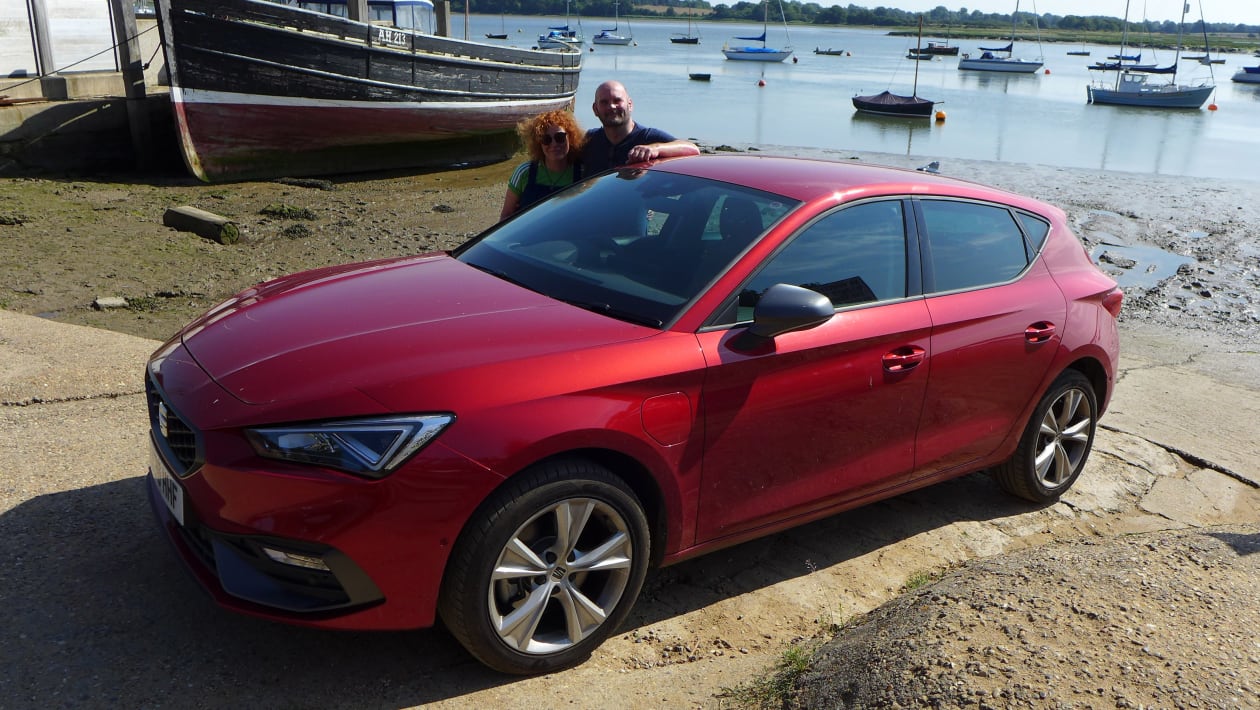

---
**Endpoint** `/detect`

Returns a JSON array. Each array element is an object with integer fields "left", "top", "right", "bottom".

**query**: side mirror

[{"left": 746, "top": 283, "right": 834, "bottom": 340}]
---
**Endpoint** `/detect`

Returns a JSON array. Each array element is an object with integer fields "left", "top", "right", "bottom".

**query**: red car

[{"left": 146, "top": 155, "right": 1121, "bottom": 674}]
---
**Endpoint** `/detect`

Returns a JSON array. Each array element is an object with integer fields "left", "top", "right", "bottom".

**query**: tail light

[{"left": 1102, "top": 287, "right": 1124, "bottom": 318}]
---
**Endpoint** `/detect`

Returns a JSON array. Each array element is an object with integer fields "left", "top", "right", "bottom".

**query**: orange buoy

[
  {"left": 757, "top": 79, "right": 766, "bottom": 87},
  {"left": 1208, "top": 103, "right": 1218, "bottom": 111},
  {"left": 935, "top": 110, "right": 946, "bottom": 121},
  {"left": 1044, "top": 68, "right": 1051, "bottom": 74}
]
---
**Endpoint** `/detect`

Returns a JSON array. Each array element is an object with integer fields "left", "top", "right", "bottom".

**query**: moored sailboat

[
  {"left": 722, "top": 0, "right": 793, "bottom": 62},
  {"left": 1087, "top": 0, "right": 1215, "bottom": 108},
  {"left": 592, "top": 1, "right": 633, "bottom": 45},
  {"left": 1232, "top": 65, "right": 1260, "bottom": 84},
  {"left": 854, "top": 16, "right": 937, "bottom": 118},
  {"left": 957, "top": 0, "right": 1043, "bottom": 73},
  {"left": 671, "top": 14, "right": 701, "bottom": 44},
  {"left": 539, "top": 0, "right": 584, "bottom": 49}
]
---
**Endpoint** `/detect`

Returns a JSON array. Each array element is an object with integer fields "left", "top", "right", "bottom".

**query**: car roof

[{"left": 650, "top": 154, "right": 1049, "bottom": 215}]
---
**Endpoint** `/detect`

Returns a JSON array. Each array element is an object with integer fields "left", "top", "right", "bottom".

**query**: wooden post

[
  {"left": 346, "top": 0, "right": 369, "bottom": 22},
  {"left": 435, "top": 1, "right": 452, "bottom": 38},
  {"left": 107, "top": 0, "right": 154, "bottom": 170}
]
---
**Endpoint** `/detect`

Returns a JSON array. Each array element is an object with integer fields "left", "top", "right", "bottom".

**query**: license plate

[{"left": 149, "top": 441, "right": 185, "bottom": 526}]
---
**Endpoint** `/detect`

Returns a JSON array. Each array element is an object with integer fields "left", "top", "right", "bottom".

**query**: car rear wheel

[
  {"left": 438, "top": 459, "right": 650, "bottom": 674},
  {"left": 993, "top": 370, "right": 1097, "bottom": 503}
]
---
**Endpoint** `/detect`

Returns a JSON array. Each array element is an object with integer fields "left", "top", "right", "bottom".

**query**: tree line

[{"left": 460, "top": 1, "right": 1259, "bottom": 35}]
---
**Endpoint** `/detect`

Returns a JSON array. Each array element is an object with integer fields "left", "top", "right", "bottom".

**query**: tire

[
  {"left": 438, "top": 459, "right": 650, "bottom": 674},
  {"left": 993, "top": 369, "right": 1098, "bottom": 503}
]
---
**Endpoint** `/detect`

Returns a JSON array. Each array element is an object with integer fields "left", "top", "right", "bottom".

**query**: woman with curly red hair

[{"left": 499, "top": 109, "right": 587, "bottom": 220}]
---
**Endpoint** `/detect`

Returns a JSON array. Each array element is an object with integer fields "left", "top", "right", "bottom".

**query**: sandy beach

[{"left": 2, "top": 147, "right": 1259, "bottom": 707}]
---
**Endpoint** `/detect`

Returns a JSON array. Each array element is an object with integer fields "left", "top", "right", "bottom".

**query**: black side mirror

[{"left": 733, "top": 284, "right": 834, "bottom": 350}]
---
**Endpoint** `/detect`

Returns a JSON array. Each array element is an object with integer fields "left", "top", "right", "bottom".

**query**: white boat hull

[
  {"left": 1232, "top": 69, "right": 1260, "bottom": 84},
  {"left": 958, "top": 56, "right": 1043, "bottom": 73},
  {"left": 722, "top": 47, "right": 793, "bottom": 62},
  {"left": 592, "top": 33, "right": 632, "bottom": 45}
]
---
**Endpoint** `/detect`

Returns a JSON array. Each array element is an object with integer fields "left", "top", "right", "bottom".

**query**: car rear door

[{"left": 910, "top": 199, "right": 1067, "bottom": 479}]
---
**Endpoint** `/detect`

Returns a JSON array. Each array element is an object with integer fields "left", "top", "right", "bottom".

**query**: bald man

[{"left": 582, "top": 80, "right": 700, "bottom": 174}]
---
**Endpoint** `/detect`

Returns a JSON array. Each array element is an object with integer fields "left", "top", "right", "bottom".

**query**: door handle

[
  {"left": 882, "top": 346, "right": 926, "bottom": 373},
  {"left": 1025, "top": 322, "right": 1057, "bottom": 344}
]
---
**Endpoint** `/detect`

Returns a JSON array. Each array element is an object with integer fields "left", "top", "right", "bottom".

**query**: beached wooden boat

[{"left": 154, "top": 0, "right": 582, "bottom": 182}]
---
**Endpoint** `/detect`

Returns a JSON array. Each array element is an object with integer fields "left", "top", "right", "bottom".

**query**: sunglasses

[{"left": 540, "top": 131, "right": 568, "bottom": 146}]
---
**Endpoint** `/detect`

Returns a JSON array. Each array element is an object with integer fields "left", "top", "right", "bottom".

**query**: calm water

[{"left": 466, "top": 14, "right": 1260, "bottom": 181}]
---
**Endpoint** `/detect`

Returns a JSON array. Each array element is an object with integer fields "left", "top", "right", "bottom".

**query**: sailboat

[
  {"left": 1087, "top": 0, "right": 1215, "bottom": 108},
  {"left": 957, "top": 0, "right": 1043, "bottom": 73},
  {"left": 722, "top": 0, "right": 793, "bottom": 62},
  {"left": 671, "top": 14, "right": 700, "bottom": 44},
  {"left": 485, "top": 4, "right": 508, "bottom": 39},
  {"left": 853, "top": 16, "right": 938, "bottom": 118},
  {"left": 592, "top": 0, "right": 632, "bottom": 45},
  {"left": 1232, "top": 65, "right": 1260, "bottom": 84},
  {"left": 538, "top": 0, "right": 584, "bottom": 49}
]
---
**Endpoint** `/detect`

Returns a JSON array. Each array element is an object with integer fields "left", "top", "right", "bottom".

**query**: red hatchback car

[{"left": 146, "top": 155, "right": 1121, "bottom": 674}]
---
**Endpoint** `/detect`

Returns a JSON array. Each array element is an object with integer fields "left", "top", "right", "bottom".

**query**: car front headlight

[{"left": 245, "top": 414, "right": 454, "bottom": 479}]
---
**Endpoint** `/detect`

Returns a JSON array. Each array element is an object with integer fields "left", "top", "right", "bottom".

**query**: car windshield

[{"left": 454, "top": 168, "right": 800, "bottom": 328}]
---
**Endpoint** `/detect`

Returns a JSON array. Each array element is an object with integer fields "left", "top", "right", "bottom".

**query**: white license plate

[{"left": 149, "top": 441, "right": 185, "bottom": 526}]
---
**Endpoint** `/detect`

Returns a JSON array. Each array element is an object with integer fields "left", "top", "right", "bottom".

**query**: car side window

[
  {"left": 920, "top": 200, "right": 1029, "bottom": 293},
  {"left": 730, "top": 200, "right": 909, "bottom": 323},
  {"left": 1017, "top": 212, "right": 1050, "bottom": 255}
]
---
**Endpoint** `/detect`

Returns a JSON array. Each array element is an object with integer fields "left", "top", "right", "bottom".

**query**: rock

[{"left": 93, "top": 296, "right": 128, "bottom": 310}]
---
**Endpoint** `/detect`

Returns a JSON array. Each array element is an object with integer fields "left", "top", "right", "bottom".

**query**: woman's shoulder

[{"left": 509, "top": 160, "right": 536, "bottom": 182}]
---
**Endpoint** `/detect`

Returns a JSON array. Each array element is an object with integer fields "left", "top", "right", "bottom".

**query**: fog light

[{"left": 263, "top": 547, "right": 331, "bottom": 571}]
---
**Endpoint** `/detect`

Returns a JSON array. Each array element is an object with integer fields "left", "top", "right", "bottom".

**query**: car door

[
  {"left": 910, "top": 199, "right": 1067, "bottom": 478},
  {"left": 693, "top": 199, "right": 933, "bottom": 542}
]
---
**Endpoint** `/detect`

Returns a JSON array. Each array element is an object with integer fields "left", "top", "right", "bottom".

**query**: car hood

[{"left": 180, "top": 254, "right": 656, "bottom": 407}]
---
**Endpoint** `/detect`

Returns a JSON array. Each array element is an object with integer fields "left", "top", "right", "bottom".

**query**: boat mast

[
  {"left": 913, "top": 15, "right": 923, "bottom": 98},
  {"left": 1009, "top": 0, "right": 1019, "bottom": 56},
  {"left": 1173, "top": 0, "right": 1187, "bottom": 83},
  {"left": 762, "top": 0, "right": 769, "bottom": 48},
  {"left": 1115, "top": 0, "right": 1131, "bottom": 90}
]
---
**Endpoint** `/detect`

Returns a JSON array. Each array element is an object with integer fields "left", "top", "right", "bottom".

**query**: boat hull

[
  {"left": 1232, "top": 68, "right": 1260, "bottom": 84},
  {"left": 670, "top": 36, "right": 700, "bottom": 44},
  {"left": 723, "top": 48, "right": 793, "bottom": 62},
  {"left": 156, "top": 0, "right": 581, "bottom": 182},
  {"left": 1087, "top": 83, "right": 1214, "bottom": 108},
  {"left": 958, "top": 57, "right": 1043, "bottom": 72},
  {"left": 592, "top": 33, "right": 633, "bottom": 45},
  {"left": 852, "top": 91, "right": 935, "bottom": 117}
]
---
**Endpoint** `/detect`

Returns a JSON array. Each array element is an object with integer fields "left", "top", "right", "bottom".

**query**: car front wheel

[
  {"left": 438, "top": 459, "right": 650, "bottom": 674},
  {"left": 993, "top": 369, "right": 1098, "bottom": 503}
]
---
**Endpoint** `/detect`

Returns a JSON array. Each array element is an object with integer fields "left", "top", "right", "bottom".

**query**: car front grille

[{"left": 147, "top": 377, "right": 199, "bottom": 476}]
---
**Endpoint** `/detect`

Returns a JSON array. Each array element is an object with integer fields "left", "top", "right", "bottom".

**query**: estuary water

[{"left": 468, "top": 14, "right": 1260, "bottom": 182}]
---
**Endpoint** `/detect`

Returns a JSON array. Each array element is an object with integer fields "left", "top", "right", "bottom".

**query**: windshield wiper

[
  {"left": 557, "top": 298, "right": 663, "bottom": 329},
  {"left": 467, "top": 262, "right": 536, "bottom": 292}
]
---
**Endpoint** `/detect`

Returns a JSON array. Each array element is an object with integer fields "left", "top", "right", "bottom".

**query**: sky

[{"left": 872, "top": 1, "right": 1260, "bottom": 26}]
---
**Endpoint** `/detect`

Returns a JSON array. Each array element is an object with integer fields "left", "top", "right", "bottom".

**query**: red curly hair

[{"left": 517, "top": 109, "right": 585, "bottom": 163}]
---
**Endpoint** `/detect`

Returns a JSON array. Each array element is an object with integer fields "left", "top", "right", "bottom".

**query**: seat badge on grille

[{"left": 158, "top": 401, "right": 170, "bottom": 439}]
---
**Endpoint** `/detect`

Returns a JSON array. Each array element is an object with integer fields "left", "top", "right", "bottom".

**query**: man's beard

[{"left": 600, "top": 111, "right": 628, "bottom": 128}]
